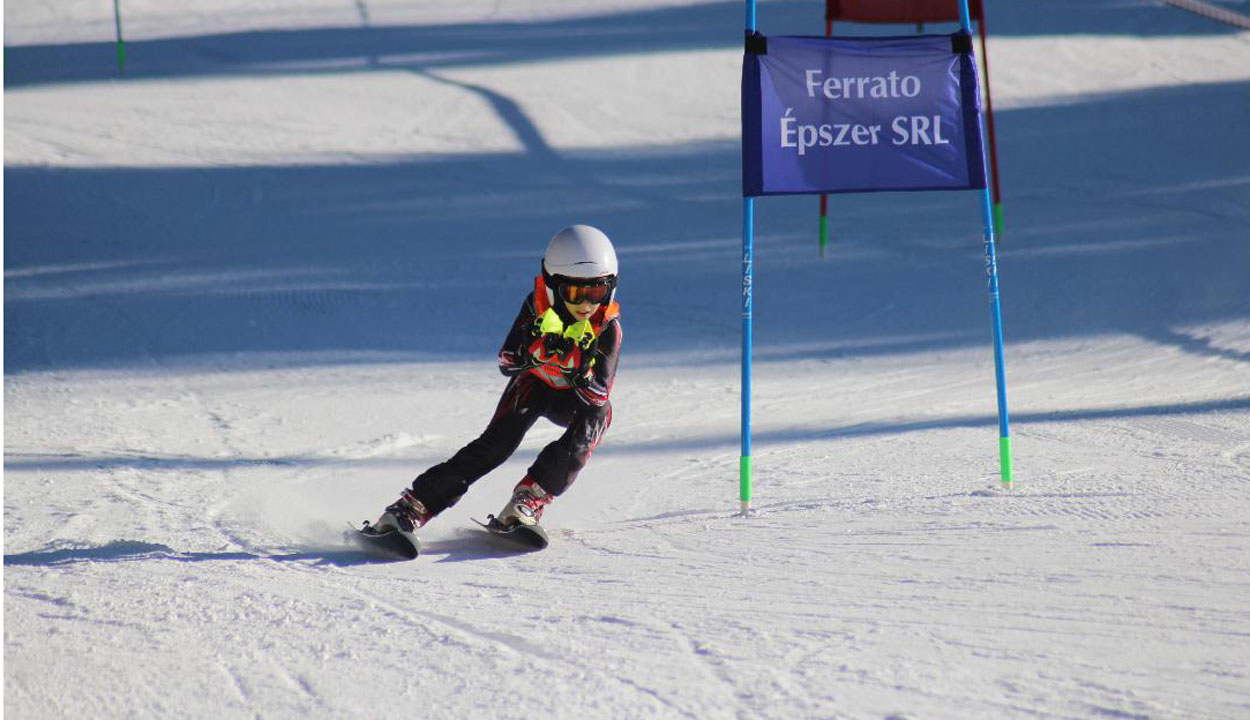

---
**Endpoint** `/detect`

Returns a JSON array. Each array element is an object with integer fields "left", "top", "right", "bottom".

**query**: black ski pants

[{"left": 411, "top": 373, "right": 612, "bottom": 516}]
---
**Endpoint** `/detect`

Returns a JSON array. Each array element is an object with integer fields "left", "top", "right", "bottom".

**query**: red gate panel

[{"left": 826, "top": 0, "right": 983, "bottom": 23}]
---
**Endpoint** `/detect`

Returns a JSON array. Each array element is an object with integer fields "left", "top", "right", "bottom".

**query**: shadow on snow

[
  {"left": 2, "top": 535, "right": 530, "bottom": 567},
  {"left": 6, "top": 80, "right": 1249, "bottom": 375},
  {"left": 1, "top": 539, "right": 379, "bottom": 567},
  {"left": 5, "top": 1, "right": 1244, "bottom": 89},
  {"left": 6, "top": 395, "right": 1248, "bottom": 475}
]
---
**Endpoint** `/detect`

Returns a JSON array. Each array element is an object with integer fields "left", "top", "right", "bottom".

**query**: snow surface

[{"left": 5, "top": 1, "right": 1250, "bottom": 718}]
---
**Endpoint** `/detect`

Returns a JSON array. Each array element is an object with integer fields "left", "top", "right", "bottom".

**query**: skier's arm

[
  {"left": 498, "top": 295, "right": 538, "bottom": 376},
  {"left": 571, "top": 318, "right": 621, "bottom": 407}
]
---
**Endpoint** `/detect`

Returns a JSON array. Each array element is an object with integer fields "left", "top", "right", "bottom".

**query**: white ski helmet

[{"left": 542, "top": 225, "right": 618, "bottom": 305}]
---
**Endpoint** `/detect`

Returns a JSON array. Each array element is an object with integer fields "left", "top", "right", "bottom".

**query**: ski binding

[
  {"left": 350, "top": 521, "right": 420, "bottom": 560},
  {"left": 473, "top": 515, "right": 549, "bottom": 551}
]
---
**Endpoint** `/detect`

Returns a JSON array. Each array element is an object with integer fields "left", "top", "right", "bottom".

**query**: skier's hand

[
  {"left": 566, "top": 366, "right": 594, "bottom": 390},
  {"left": 501, "top": 343, "right": 539, "bottom": 374},
  {"left": 541, "top": 333, "right": 576, "bottom": 358},
  {"left": 515, "top": 343, "right": 539, "bottom": 369}
]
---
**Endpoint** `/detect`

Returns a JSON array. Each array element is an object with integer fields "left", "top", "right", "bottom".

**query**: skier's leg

[
  {"left": 526, "top": 398, "right": 612, "bottom": 497},
  {"left": 408, "top": 374, "right": 552, "bottom": 517},
  {"left": 491, "top": 397, "right": 611, "bottom": 528}
]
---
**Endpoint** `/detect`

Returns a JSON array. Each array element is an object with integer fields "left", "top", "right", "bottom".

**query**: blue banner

[{"left": 743, "top": 33, "right": 986, "bottom": 197}]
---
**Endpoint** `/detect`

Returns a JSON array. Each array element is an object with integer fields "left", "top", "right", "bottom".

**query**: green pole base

[
  {"left": 114, "top": 0, "right": 126, "bottom": 72},
  {"left": 818, "top": 216, "right": 830, "bottom": 258},
  {"left": 739, "top": 455, "right": 752, "bottom": 510},
  {"left": 992, "top": 203, "right": 1004, "bottom": 241},
  {"left": 999, "top": 436, "right": 1014, "bottom": 487}
]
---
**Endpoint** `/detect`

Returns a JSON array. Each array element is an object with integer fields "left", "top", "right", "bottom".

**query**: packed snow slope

[{"left": 5, "top": 1, "right": 1250, "bottom": 718}]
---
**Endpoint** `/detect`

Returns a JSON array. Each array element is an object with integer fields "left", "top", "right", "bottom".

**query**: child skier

[{"left": 363, "top": 225, "right": 622, "bottom": 553}]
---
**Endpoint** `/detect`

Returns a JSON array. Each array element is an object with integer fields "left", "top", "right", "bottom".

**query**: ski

[
  {"left": 473, "top": 516, "right": 549, "bottom": 551},
  {"left": 349, "top": 521, "right": 420, "bottom": 560}
]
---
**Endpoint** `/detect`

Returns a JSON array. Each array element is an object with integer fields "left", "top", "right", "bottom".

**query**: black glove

[
  {"left": 541, "top": 333, "right": 576, "bottom": 358},
  {"left": 515, "top": 343, "right": 540, "bottom": 370},
  {"left": 567, "top": 366, "right": 594, "bottom": 389},
  {"left": 566, "top": 345, "right": 601, "bottom": 388}
]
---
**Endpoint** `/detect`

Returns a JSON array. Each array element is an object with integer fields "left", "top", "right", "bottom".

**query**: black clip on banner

[
  {"left": 951, "top": 31, "right": 973, "bottom": 54},
  {"left": 747, "top": 31, "right": 964, "bottom": 55},
  {"left": 745, "top": 31, "right": 768, "bottom": 55}
]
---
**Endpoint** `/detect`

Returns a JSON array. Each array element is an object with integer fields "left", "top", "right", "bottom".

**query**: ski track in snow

[{"left": 6, "top": 0, "right": 1250, "bottom": 718}]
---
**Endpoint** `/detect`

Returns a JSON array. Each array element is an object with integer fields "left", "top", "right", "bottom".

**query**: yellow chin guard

[
  {"left": 532, "top": 309, "right": 597, "bottom": 367},
  {"left": 563, "top": 319, "right": 595, "bottom": 350},
  {"left": 535, "top": 308, "right": 565, "bottom": 336}
]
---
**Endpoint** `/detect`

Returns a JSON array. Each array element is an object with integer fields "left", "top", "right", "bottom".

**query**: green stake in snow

[
  {"left": 818, "top": 196, "right": 830, "bottom": 258},
  {"left": 113, "top": 0, "right": 126, "bottom": 72}
]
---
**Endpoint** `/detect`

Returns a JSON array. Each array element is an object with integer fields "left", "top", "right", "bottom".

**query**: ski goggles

[{"left": 557, "top": 279, "right": 614, "bottom": 305}]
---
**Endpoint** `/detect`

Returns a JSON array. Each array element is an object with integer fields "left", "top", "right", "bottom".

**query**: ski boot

[
  {"left": 355, "top": 489, "right": 430, "bottom": 559},
  {"left": 478, "top": 477, "right": 551, "bottom": 550}
]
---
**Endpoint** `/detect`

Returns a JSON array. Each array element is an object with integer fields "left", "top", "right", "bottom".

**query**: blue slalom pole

[
  {"left": 741, "top": 0, "right": 758, "bottom": 512},
  {"left": 958, "top": 0, "right": 1014, "bottom": 486},
  {"left": 742, "top": 199, "right": 755, "bottom": 512}
]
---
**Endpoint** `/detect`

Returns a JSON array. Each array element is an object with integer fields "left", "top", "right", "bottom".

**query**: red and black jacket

[{"left": 497, "top": 276, "right": 622, "bottom": 407}]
